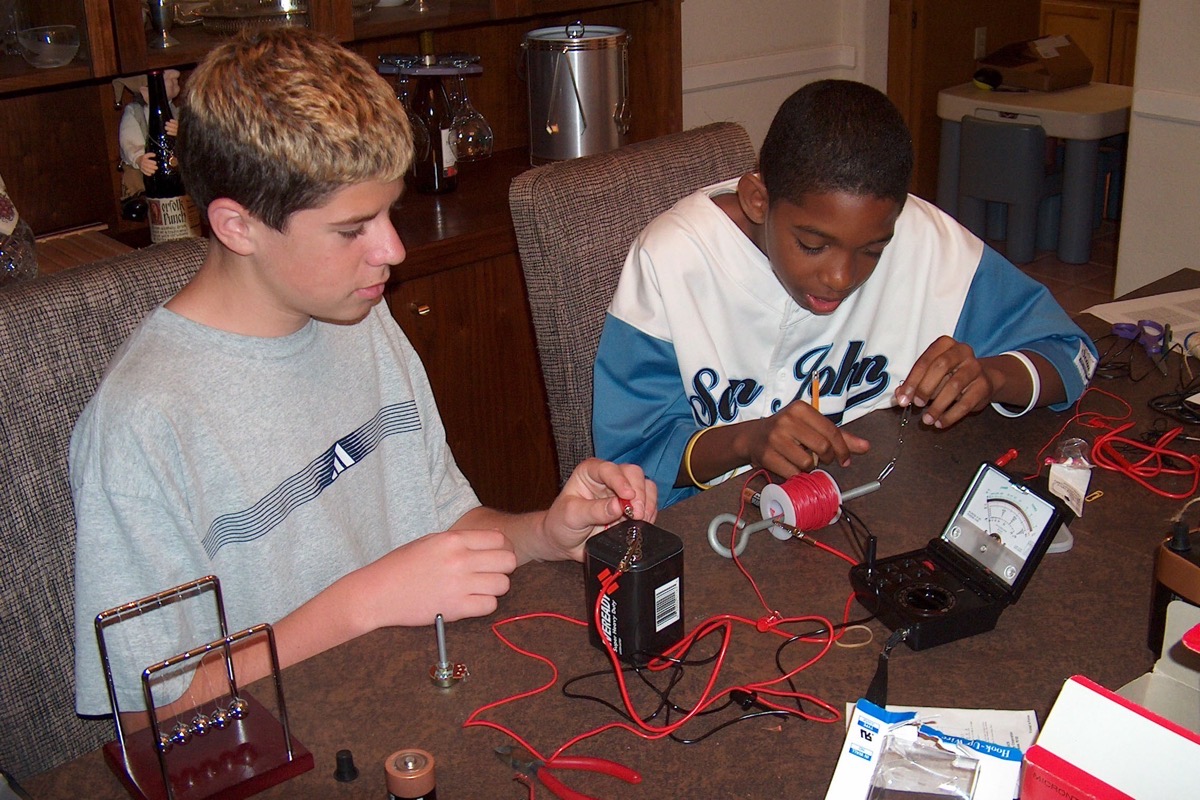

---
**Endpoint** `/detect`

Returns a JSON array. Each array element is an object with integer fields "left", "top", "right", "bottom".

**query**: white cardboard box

[
  {"left": 1020, "top": 602, "right": 1200, "bottom": 799},
  {"left": 1117, "top": 600, "right": 1200, "bottom": 732}
]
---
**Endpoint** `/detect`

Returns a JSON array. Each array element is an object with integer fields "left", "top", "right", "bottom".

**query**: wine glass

[
  {"left": 147, "top": 0, "right": 179, "bottom": 49},
  {"left": 396, "top": 74, "right": 432, "bottom": 165},
  {"left": 449, "top": 72, "right": 493, "bottom": 162}
]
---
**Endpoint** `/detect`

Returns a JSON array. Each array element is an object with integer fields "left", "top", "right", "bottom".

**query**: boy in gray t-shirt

[{"left": 70, "top": 27, "right": 657, "bottom": 724}]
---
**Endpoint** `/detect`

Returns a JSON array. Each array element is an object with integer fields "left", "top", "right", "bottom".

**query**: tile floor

[{"left": 998, "top": 220, "right": 1120, "bottom": 317}]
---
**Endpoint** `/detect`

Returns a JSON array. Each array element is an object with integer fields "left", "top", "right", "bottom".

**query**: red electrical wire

[
  {"left": 774, "top": 472, "right": 844, "bottom": 531},
  {"left": 463, "top": 572, "right": 846, "bottom": 764},
  {"left": 463, "top": 470, "right": 866, "bottom": 764},
  {"left": 1091, "top": 421, "right": 1200, "bottom": 499},
  {"left": 727, "top": 471, "right": 858, "bottom": 620},
  {"left": 1024, "top": 386, "right": 1200, "bottom": 498},
  {"left": 1024, "top": 386, "right": 1133, "bottom": 479}
]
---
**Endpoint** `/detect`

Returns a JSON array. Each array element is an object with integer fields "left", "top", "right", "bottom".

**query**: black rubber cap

[
  {"left": 334, "top": 749, "right": 360, "bottom": 782},
  {"left": 1168, "top": 521, "right": 1192, "bottom": 553}
]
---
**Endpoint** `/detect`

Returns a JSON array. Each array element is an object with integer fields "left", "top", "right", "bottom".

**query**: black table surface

[{"left": 28, "top": 271, "right": 1200, "bottom": 799}]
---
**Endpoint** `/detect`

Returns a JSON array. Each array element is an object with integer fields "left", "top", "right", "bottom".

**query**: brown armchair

[
  {"left": 509, "top": 122, "right": 757, "bottom": 484},
  {"left": 0, "top": 238, "right": 206, "bottom": 780}
]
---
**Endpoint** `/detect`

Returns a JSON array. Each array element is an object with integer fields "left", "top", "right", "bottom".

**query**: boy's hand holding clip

[{"left": 896, "top": 336, "right": 996, "bottom": 428}]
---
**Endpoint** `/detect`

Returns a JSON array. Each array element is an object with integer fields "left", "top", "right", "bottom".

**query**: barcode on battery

[{"left": 654, "top": 577, "right": 681, "bottom": 632}]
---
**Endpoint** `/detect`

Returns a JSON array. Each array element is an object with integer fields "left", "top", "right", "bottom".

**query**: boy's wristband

[
  {"left": 990, "top": 350, "right": 1040, "bottom": 418},
  {"left": 683, "top": 426, "right": 717, "bottom": 490}
]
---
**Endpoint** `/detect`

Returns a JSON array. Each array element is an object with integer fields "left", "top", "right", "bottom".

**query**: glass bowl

[{"left": 17, "top": 25, "right": 80, "bottom": 69}]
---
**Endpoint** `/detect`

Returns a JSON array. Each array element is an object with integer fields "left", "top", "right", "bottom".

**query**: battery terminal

[{"left": 618, "top": 524, "right": 643, "bottom": 572}]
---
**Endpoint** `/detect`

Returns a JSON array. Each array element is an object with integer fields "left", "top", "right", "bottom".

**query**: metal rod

[
  {"left": 435, "top": 614, "right": 448, "bottom": 668},
  {"left": 841, "top": 480, "right": 882, "bottom": 502}
]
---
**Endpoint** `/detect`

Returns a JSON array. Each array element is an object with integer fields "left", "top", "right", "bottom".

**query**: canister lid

[{"left": 524, "top": 21, "right": 628, "bottom": 49}]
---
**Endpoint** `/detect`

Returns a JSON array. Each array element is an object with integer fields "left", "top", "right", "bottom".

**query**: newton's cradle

[{"left": 94, "top": 575, "right": 312, "bottom": 800}]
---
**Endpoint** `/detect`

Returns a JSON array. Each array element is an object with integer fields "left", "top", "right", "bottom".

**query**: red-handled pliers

[{"left": 496, "top": 746, "right": 642, "bottom": 800}]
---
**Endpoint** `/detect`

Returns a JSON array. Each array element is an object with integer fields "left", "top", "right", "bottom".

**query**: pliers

[{"left": 495, "top": 745, "right": 642, "bottom": 800}]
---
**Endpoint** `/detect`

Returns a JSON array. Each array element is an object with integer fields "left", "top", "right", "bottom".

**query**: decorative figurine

[{"left": 120, "top": 68, "right": 181, "bottom": 181}]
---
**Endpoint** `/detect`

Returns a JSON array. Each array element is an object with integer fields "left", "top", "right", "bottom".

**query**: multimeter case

[
  {"left": 849, "top": 463, "right": 1071, "bottom": 651},
  {"left": 584, "top": 519, "right": 684, "bottom": 665}
]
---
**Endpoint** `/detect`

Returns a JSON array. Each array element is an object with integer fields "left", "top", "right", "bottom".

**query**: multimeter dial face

[
  {"left": 984, "top": 495, "right": 1039, "bottom": 560},
  {"left": 943, "top": 465, "right": 1059, "bottom": 585}
]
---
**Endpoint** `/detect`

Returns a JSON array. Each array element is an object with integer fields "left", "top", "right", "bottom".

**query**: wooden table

[
  {"left": 34, "top": 228, "right": 133, "bottom": 277},
  {"left": 27, "top": 272, "right": 1199, "bottom": 799}
]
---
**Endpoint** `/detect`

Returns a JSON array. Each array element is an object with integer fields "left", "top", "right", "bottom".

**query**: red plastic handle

[
  {"left": 535, "top": 768, "right": 599, "bottom": 800},
  {"left": 546, "top": 756, "right": 642, "bottom": 784}
]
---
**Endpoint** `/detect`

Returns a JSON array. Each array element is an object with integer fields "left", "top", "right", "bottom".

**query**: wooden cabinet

[
  {"left": 1040, "top": 1, "right": 1139, "bottom": 85},
  {"left": 0, "top": 0, "right": 117, "bottom": 93},
  {"left": 0, "top": 0, "right": 121, "bottom": 234},
  {"left": 385, "top": 150, "right": 561, "bottom": 512},
  {"left": 0, "top": 0, "right": 683, "bottom": 512},
  {"left": 1, "top": 0, "right": 681, "bottom": 233}
]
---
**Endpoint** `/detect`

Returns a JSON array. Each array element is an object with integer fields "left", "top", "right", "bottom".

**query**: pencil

[{"left": 811, "top": 372, "right": 820, "bottom": 413}]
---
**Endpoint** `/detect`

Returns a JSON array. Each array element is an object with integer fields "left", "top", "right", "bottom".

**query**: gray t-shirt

[{"left": 70, "top": 302, "right": 479, "bottom": 714}]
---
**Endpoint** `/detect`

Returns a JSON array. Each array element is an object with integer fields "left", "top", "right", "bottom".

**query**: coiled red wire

[{"left": 1026, "top": 386, "right": 1200, "bottom": 499}]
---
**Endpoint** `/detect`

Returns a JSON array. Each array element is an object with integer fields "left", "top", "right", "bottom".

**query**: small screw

[{"left": 430, "top": 613, "right": 467, "bottom": 688}]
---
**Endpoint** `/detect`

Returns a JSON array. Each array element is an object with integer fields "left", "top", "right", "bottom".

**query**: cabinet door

[
  {"left": 1040, "top": 1, "right": 1114, "bottom": 82},
  {"left": 387, "top": 254, "right": 559, "bottom": 513}
]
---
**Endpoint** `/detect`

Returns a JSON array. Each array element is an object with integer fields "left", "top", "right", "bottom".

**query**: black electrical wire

[
  {"left": 562, "top": 607, "right": 853, "bottom": 744},
  {"left": 561, "top": 627, "right": 727, "bottom": 725},
  {"left": 1093, "top": 333, "right": 1158, "bottom": 382},
  {"left": 667, "top": 708, "right": 797, "bottom": 744}
]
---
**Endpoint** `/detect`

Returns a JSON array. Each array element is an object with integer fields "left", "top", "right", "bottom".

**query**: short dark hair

[{"left": 759, "top": 79, "right": 913, "bottom": 207}]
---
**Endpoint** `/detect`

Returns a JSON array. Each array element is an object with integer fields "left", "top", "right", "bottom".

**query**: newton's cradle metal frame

[{"left": 94, "top": 575, "right": 312, "bottom": 800}]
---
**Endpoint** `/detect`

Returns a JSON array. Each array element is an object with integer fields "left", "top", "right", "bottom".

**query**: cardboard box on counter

[
  {"left": 1020, "top": 602, "right": 1200, "bottom": 800},
  {"left": 1119, "top": 600, "right": 1200, "bottom": 733},
  {"left": 976, "top": 34, "right": 1093, "bottom": 92}
]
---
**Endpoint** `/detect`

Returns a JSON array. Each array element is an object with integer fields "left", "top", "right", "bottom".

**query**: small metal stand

[{"left": 95, "top": 576, "right": 313, "bottom": 800}]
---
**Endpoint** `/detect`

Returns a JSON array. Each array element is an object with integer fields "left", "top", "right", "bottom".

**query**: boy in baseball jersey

[{"left": 594, "top": 79, "right": 1095, "bottom": 507}]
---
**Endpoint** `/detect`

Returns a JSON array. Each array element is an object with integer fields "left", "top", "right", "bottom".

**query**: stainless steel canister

[{"left": 522, "top": 21, "right": 630, "bottom": 164}]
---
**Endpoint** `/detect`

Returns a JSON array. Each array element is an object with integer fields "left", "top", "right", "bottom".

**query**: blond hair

[{"left": 178, "top": 27, "right": 412, "bottom": 230}]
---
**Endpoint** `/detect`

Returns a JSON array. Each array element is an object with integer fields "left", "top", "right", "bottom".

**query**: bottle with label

[
  {"left": 144, "top": 69, "right": 201, "bottom": 243},
  {"left": 407, "top": 32, "right": 457, "bottom": 195},
  {"left": 0, "top": 173, "right": 37, "bottom": 287}
]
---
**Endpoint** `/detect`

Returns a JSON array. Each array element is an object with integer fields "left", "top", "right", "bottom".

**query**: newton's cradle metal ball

[
  {"left": 170, "top": 722, "right": 192, "bottom": 747},
  {"left": 155, "top": 698, "right": 248, "bottom": 751},
  {"left": 228, "top": 696, "right": 249, "bottom": 719},
  {"left": 190, "top": 713, "right": 212, "bottom": 737}
]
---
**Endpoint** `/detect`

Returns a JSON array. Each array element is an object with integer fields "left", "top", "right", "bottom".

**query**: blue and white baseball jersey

[{"left": 593, "top": 179, "right": 1096, "bottom": 507}]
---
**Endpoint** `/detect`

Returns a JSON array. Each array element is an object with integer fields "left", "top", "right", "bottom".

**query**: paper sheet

[{"left": 1084, "top": 288, "right": 1200, "bottom": 345}]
